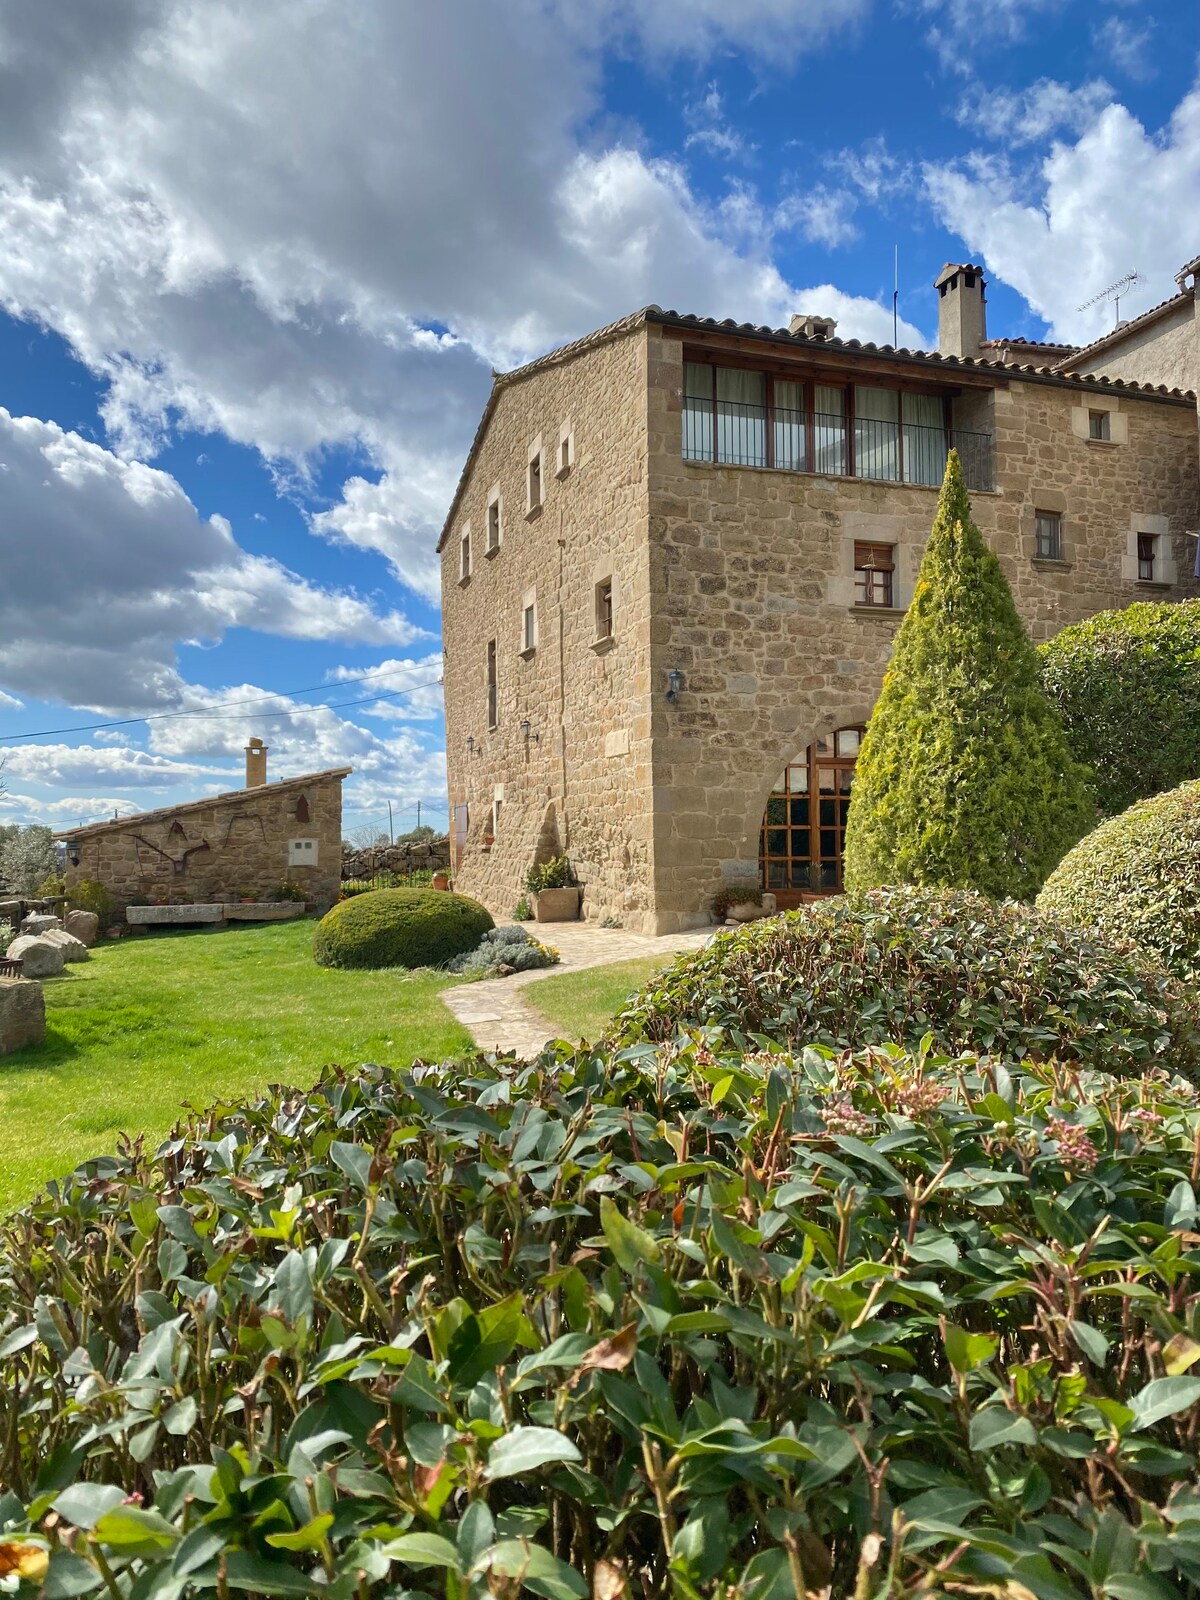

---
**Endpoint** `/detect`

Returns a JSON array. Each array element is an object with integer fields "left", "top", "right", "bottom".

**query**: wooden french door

[{"left": 759, "top": 727, "right": 863, "bottom": 908}]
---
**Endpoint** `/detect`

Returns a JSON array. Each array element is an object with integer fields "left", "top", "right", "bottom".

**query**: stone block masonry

[
  {"left": 0, "top": 979, "right": 45, "bottom": 1056},
  {"left": 56, "top": 769, "right": 350, "bottom": 915}
]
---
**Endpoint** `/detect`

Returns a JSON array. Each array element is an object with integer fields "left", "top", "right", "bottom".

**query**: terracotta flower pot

[{"left": 432, "top": 872, "right": 450, "bottom": 891}]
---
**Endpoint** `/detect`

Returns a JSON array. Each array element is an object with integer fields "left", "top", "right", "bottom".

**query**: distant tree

[
  {"left": 0, "top": 824, "right": 58, "bottom": 894},
  {"left": 396, "top": 824, "right": 436, "bottom": 845},
  {"left": 842, "top": 451, "right": 1093, "bottom": 901},
  {"left": 345, "top": 826, "right": 391, "bottom": 850}
]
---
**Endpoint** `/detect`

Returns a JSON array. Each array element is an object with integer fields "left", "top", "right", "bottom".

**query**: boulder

[
  {"left": 6, "top": 935, "right": 65, "bottom": 978},
  {"left": 0, "top": 977, "right": 45, "bottom": 1055},
  {"left": 42, "top": 928, "right": 89, "bottom": 962},
  {"left": 20, "top": 912, "right": 62, "bottom": 936},
  {"left": 64, "top": 910, "right": 100, "bottom": 947}
]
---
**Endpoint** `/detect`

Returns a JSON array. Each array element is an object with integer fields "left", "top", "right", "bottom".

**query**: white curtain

[
  {"left": 774, "top": 378, "right": 805, "bottom": 470},
  {"left": 683, "top": 362, "right": 713, "bottom": 460},
  {"left": 813, "top": 383, "right": 846, "bottom": 475},
  {"left": 903, "top": 392, "right": 945, "bottom": 485},
  {"left": 854, "top": 386, "right": 898, "bottom": 481},
  {"left": 716, "top": 368, "right": 766, "bottom": 465}
]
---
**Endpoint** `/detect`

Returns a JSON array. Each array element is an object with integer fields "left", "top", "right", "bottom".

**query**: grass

[
  {"left": 524, "top": 955, "right": 673, "bottom": 1042},
  {"left": 0, "top": 919, "right": 472, "bottom": 1211}
]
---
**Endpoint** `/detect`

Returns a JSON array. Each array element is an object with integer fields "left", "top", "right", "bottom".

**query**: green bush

[
  {"left": 68, "top": 879, "right": 115, "bottom": 924},
  {"left": 1, "top": 1043, "right": 1200, "bottom": 1597},
  {"left": 843, "top": 451, "right": 1093, "bottom": 899},
  {"left": 710, "top": 881, "right": 763, "bottom": 920},
  {"left": 1037, "top": 778, "right": 1200, "bottom": 985},
  {"left": 313, "top": 886, "right": 493, "bottom": 969},
  {"left": 1040, "top": 598, "right": 1200, "bottom": 816},
  {"left": 614, "top": 885, "right": 1200, "bottom": 1080}
]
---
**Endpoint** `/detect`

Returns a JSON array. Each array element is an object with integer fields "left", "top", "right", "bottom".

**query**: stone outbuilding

[
  {"left": 55, "top": 741, "right": 350, "bottom": 914},
  {"left": 439, "top": 259, "right": 1200, "bottom": 935}
]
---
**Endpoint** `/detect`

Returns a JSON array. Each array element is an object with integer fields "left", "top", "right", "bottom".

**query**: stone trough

[
  {"left": 223, "top": 902, "right": 305, "bottom": 921},
  {"left": 126, "top": 902, "right": 306, "bottom": 928}
]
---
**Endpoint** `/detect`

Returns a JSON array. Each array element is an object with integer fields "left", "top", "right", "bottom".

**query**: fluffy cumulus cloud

[
  {"left": 956, "top": 77, "right": 1116, "bottom": 146},
  {"left": 0, "top": 409, "right": 423, "bottom": 711},
  {"left": 924, "top": 82, "right": 1200, "bottom": 342},
  {"left": 0, "top": 0, "right": 913, "bottom": 595}
]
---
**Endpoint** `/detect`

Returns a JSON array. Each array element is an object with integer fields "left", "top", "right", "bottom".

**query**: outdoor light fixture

[
  {"left": 466, "top": 735, "right": 482, "bottom": 757},
  {"left": 67, "top": 848, "right": 80, "bottom": 868},
  {"left": 666, "top": 668, "right": 684, "bottom": 704},
  {"left": 520, "top": 718, "right": 540, "bottom": 744}
]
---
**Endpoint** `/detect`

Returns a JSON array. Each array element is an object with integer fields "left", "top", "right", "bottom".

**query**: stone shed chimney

[
  {"left": 789, "top": 313, "right": 838, "bottom": 340},
  {"left": 245, "top": 737, "right": 268, "bottom": 788},
  {"left": 936, "top": 263, "right": 987, "bottom": 358}
]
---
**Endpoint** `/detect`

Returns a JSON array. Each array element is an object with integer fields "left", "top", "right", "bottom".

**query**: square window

[
  {"left": 1034, "top": 511, "right": 1062, "bottom": 561},
  {"left": 595, "top": 577, "right": 613, "bottom": 641},
  {"left": 853, "top": 541, "right": 894, "bottom": 607},
  {"left": 1088, "top": 410, "right": 1111, "bottom": 441},
  {"left": 1137, "top": 532, "right": 1157, "bottom": 581}
]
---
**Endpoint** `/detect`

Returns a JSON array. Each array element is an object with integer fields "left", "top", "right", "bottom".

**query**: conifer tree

[{"left": 842, "top": 451, "right": 1093, "bottom": 900}]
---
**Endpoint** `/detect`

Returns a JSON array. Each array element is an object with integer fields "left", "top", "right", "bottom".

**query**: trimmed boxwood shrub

[
  {"left": 1040, "top": 598, "right": 1200, "bottom": 816},
  {"left": 1037, "top": 778, "right": 1200, "bottom": 984},
  {"left": 613, "top": 885, "right": 1200, "bottom": 1080},
  {"left": 313, "top": 886, "right": 492, "bottom": 969},
  {"left": 1, "top": 1044, "right": 1200, "bottom": 1597}
]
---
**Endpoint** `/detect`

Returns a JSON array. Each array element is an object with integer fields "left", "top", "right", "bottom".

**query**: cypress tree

[{"left": 842, "top": 450, "right": 1093, "bottom": 900}]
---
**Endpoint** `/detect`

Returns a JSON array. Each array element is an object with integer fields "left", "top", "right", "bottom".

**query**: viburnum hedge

[
  {"left": 2, "top": 1043, "right": 1200, "bottom": 1597},
  {"left": 1039, "top": 599, "right": 1200, "bottom": 817},
  {"left": 614, "top": 885, "right": 1200, "bottom": 1081},
  {"left": 1038, "top": 778, "right": 1200, "bottom": 985}
]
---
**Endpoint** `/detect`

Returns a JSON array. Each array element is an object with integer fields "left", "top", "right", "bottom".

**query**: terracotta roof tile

[{"left": 54, "top": 767, "right": 352, "bottom": 840}]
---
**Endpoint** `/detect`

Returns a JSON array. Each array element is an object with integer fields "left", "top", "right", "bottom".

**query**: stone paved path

[{"left": 440, "top": 922, "right": 712, "bottom": 1058}]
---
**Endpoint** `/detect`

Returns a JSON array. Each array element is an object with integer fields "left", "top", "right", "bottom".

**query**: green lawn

[
  {"left": 524, "top": 955, "right": 672, "bottom": 1042},
  {"left": 0, "top": 920, "right": 472, "bottom": 1211}
]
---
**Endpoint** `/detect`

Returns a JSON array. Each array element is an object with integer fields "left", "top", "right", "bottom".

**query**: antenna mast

[{"left": 1078, "top": 270, "right": 1145, "bottom": 328}]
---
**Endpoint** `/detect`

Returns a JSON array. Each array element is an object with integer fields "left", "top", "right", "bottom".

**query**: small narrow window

[
  {"left": 486, "top": 493, "right": 502, "bottom": 554},
  {"left": 557, "top": 424, "right": 573, "bottom": 478},
  {"left": 1034, "top": 511, "right": 1062, "bottom": 561},
  {"left": 1137, "top": 532, "right": 1157, "bottom": 581},
  {"left": 527, "top": 451, "right": 543, "bottom": 513},
  {"left": 853, "top": 542, "right": 894, "bottom": 608},
  {"left": 523, "top": 600, "right": 536, "bottom": 653},
  {"left": 295, "top": 795, "right": 310, "bottom": 824},
  {"left": 560, "top": 436, "right": 570, "bottom": 473},
  {"left": 459, "top": 527, "right": 471, "bottom": 581},
  {"left": 595, "top": 578, "right": 614, "bottom": 641},
  {"left": 1088, "top": 410, "right": 1111, "bottom": 441},
  {"left": 486, "top": 639, "right": 498, "bottom": 728}
]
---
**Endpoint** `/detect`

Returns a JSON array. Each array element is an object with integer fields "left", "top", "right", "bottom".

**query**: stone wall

[
  {"left": 59, "top": 772, "right": 346, "bottom": 914},
  {"left": 441, "top": 325, "right": 655, "bottom": 927},
  {"left": 645, "top": 327, "right": 1200, "bottom": 932},
  {"left": 1068, "top": 298, "right": 1198, "bottom": 395},
  {"left": 342, "top": 835, "right": 451, "bottom": 881}
]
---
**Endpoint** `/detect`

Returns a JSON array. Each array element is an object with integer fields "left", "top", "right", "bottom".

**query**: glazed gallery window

[
  {"left": 853, "top": 541, "right": 894, "bottom": 608},
  {"left": 682, "top": 362, "right": 970, "bottom": 488},
  {"left": 759, "top": 727, "right": 863, "bottom": 897},
  {"left": 486, "top": 639, "right": 497, "bottom": 728},
  {"left": 1035, "top": 511, "right": 1063, "bottom": 561}
]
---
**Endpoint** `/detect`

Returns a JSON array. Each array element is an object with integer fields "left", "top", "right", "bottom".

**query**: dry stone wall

[
  {"left": 645, "top": 327, "right": 1200, "bottom": 932},
  {"left": 60, "top": 773, "right": 346, "bottom": 914},
  {"left": 441, "top": 327, "right": 655, "bottom": 928}
]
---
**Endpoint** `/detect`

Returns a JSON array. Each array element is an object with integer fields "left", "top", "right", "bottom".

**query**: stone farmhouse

[
  {"left": 56, "top": 740, "right": 349, "bottom": 913},
  {"left": 440, "top": 259, "right": 1200, "bottom": 936}
]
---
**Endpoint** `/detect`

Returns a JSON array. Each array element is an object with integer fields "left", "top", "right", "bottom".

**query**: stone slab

[
  {"left": 126, "top": 904, "right": 225, "bottom": 925},
  {"left": 222, "top": 902, "right": 306, "bottom": 921},
  {"left": 0, "top": 978, "right": 45, "bottom": 1054}
]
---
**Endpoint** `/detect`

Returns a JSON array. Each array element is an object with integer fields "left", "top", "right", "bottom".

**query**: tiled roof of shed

[{"left": 54, "top": 767, "right": 352, "bottom": 840}]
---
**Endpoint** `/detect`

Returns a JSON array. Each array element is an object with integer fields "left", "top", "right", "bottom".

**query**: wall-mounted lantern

[
  {"left": 466, "top": 735, "right": 482, "bottom": 757},
  {"left": 666, "top": 668, "right": 684, "bottom": 705},
  {"left": 519, "top": 718, "right": 540, "bottom": 745}
]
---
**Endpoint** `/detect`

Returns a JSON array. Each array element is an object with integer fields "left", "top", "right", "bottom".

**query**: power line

[{"left": 0, "top": 667, "right": 443, "bottom": 744}]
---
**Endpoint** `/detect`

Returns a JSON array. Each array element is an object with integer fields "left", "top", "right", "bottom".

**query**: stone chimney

[
  {"left": 936, "top": 263, "right": 987, "bottom": 358},
  {"left": 245, "top": 737, "right": 268, "bottom": 788},
  {"left": 789, "top": 313, "right": 838, "bottom": 340}
]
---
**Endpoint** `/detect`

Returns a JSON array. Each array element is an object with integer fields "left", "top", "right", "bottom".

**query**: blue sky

[{"left": 0, "top": 0, "right": 1195, "bottom": 840}]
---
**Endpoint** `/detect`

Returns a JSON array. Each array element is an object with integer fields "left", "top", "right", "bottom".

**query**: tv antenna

[{"left": 1078, "top": 270, "right": 1145, "bottom": 327}]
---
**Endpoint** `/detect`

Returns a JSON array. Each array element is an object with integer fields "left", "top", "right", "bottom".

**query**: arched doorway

[{"left": 759, "top": 726, "right": 864, "bottom": 907}]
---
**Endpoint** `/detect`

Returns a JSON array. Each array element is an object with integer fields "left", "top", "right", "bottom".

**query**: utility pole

[
  {"left": 416, "top": 799, "right": 421, "bottom": 832},
  {"left": 387, "top": 800, "right": 393, "bottom": 844}
]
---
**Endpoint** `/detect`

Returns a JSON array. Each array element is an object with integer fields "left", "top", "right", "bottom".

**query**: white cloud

[
  {"left": 0, "top": 0, "right": 906, "bottom": 593},
  {"left": 327, "top": 656, "right": 445, "bottom": 722},
  {"left": 828, "top": 137, "right": 915, "bottom": 204},
  {"left": 1095, "top": 15, "right": 1155, "bottom": 82},
  {"left": 0, "top": 744, "right": 223, "bottom": 791},
  {"left": 0, "top": 409, "right": 424, "bottom": 711},
  {"left": 776, "top": 187, "right": 860, "bottom": 248},
  {"left": 956, "top": 77, "right": 1115, "bottom": 146},
  {"left": 924, "top": 82, "right": 1200, "bottom": 342},
  {"left": 0, "top": 690, "right": 23, "bottom": 710},
  {"left": 904, "top": 0, "right": 1064, "bottom": 70}
]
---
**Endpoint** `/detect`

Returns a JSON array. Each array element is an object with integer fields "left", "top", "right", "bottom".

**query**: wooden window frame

[
  {"left": 486, "top": 493, "right": 502, "bottom": 554},
  {"left": 1034, "top": 511, "right": 1063, "bottom": 561},
  {"left": 682, "top": 352, "right": 952, "bottom": 484},
  {"left": 853, "top": 541, "right": 895, "bottom": 608},
  {"left": 486, "top": 639, "right": 498, "bottom": 729},
  {"left": 459, "top": 527, "right": 471, "bottom": 582},
  {"left": 595, "top": 578, "right": 614, "bottom": 642},
  {"left": 1137, "top": 532, "right": 1157, "bottom": 582},
  {"left": 1088, "top": 410, "right": 1111, "bottom": 441}
]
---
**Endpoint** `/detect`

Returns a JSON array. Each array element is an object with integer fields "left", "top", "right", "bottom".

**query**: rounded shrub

[
  {"left": 614, "top": 885, "right": 1200, "bottom": 1079},
  {"left": 1037, "top": 778, "right": 1200, "bottom": 985},
  {"left": 1039, "top": 598, "right": 1200, "bottom": 816},
  {"left": 2, "top": 1044, "right": 1200, "bottom": 1597},
  {"left": 448, "top": 923, "right": 560, "bottom": 975},
  {"left": 312, "top": 886, "right": 492, "bottom": 969}
]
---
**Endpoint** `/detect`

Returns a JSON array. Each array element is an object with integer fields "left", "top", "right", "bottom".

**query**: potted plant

[
  {"left": 711, "top": 882, "right": 766, "bottom": 924},
  {"left": 431, "top": 870, "right": 450, "bottom": 891},
  {"left": 524, "top": 855, "right": 581, "bottom": 923}
]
